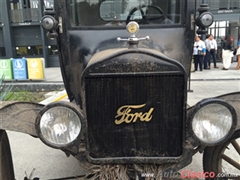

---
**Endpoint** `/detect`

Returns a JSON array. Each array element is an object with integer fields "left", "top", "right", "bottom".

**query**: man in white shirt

[{"left": 205, "top": 34, "right": 218, "bottom": 68}]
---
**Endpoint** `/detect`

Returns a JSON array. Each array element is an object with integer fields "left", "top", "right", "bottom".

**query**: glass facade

[
  {"left": 208, "top": 19, "right": 239, "bottom": 54},
  {"left": 10, "top": 0, "right": 40, "bottom": 23},
  {"left": 208, "top": 20, "right": 239, "bottom": 37},
  {"left": 9, "top": 0, "right": 54, "bottom": 23},
  {"left": 15, "top": 46, "right": 43, "bottom": 56},
  {"left": 197, "top": 0, "right": 240, "bottom": 11},
  {"left": 195, "top": 0, "right": 240, "bottom": 60},
  {"left": 0, "top": 0, "right": 59, "bottom": 66}
]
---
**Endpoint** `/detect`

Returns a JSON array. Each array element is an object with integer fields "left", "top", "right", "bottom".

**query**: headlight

[
  {"left": 189, "top": 99, "right": 237, "bottom": 146},
  {"left": 40, "top": 15, "right": 58, "bottom": 31},
  {"left": 195, "top": 12, "right": 213, "bottom": 28},
  {"left": 36, "top": 102, "right": 82, "bottom": 148}
]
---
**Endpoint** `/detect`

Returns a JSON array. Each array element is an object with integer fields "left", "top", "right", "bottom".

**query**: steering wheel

[{"left": 126, "top": 5, "right": 164, "bottom": 24}]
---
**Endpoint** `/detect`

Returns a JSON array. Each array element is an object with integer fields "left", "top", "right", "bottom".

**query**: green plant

[
  {"left": 0, "top": 75, "right": 47, "bottom": 102},
  {"left": 6, "top": 91, "right": 46, "bottom": 102},
  {"left": 0, "top": 75, "right": 13, "bottom": 101}
]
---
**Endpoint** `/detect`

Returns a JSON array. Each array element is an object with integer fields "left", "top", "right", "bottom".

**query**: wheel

[
  {"left": 203, "top": 129, "right": 240, "bottom": 180},
  {"left": 126, "top": 5, "right": 164, "bottom": 24},
  {"left": 0, "top": 130, "right": 15, "bottom": 180}
]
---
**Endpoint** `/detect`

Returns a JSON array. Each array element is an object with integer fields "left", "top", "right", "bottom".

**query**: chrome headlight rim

[
  {"left": 188, "top": 98, "right": 237, "bottom": 146},
  {"left": 196, "top": 12, "right": 214, "bottom": 28},
  {"left": 36, "top": 102, "right": 83, "bottom": 149},
  {"left": 40, "top": 15, "right": 59, "bottom": 31}
]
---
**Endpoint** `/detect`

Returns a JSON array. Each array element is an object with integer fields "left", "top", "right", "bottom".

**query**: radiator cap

[{"left": 126, "top": 21, "right": 139, "bottom": 35}]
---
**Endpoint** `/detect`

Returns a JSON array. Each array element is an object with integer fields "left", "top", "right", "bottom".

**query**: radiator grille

[{"left": 85, "top": 74, "right": 184, "bottom": 158}]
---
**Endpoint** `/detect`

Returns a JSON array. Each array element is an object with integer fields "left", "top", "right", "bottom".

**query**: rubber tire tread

[{"left": 0, "top": 130, "right": 15, "bottom": 180}]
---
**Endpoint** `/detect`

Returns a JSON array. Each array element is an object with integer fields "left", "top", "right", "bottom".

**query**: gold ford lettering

[{"left": 115, "top": 104, "right": 154, "bottom": 125}]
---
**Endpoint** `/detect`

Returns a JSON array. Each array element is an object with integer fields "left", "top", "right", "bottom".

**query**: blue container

[{"left": 12, "top": 58, "right": 28, "bottom": 80}]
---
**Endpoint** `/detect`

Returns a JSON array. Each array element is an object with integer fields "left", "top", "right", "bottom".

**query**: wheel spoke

[
  {"left": 231, "top": 140, "right": 240, "bottom": 156},
  {"left": 203, "top": 130, "right": 240, "bottom": 178},
  {"left": 221, "top": 154, "right": 240, "bottom": 170}
]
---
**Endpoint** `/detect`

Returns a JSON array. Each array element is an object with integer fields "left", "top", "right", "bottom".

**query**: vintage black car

[{"left": 1, "top": 0, "right": 240, "bottom": 179}]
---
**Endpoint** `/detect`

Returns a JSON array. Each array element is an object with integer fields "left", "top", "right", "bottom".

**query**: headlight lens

[
  {"left": 39, "top": 106, "right": 81, "bottom": 147},
  {"left": 200, "top": 13, "right": 213, "bottom": 27},
  {"left": 195, "top": 12, "right": 213, "bottom": 28},
  {"left": 192, "top": 104, "right": 232, "bottom": 143},
  {"left": 192, "top": 103, "right": 234, "bottom": 144},
  {"left": 41, "top": 15, "right": 58, "bottom": 30}
]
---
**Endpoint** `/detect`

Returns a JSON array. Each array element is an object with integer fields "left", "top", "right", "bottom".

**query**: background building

[
  {"left": 0, "top": 0, "right": 59, "bottom": 67},
  {"left": 197, "top": 0, "right": 240, "bottom": 53},
  {"left": 0, "top": 0, "right": 240, "bottom": 67}
]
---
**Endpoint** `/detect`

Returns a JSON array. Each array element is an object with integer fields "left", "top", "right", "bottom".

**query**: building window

[
  {"left": 16, "top": 46, "right": 43, "bottom": 56},
  {"left": 219, "top": 0, "right": 239, "bottom": 10},
  {"left": 9, "top": 0, "right": 55, "bottom": 23},
  {"left": 197, "top": 0, "right": 240, "bottom": 10},
  {"left": 48, "top": 45, "right": 58, "bottom": 55},
  {"left": 44, "top": 0, "right": 54, "bottom": 8},
  {"left": 208, "top": 19, "right": 240, "bottom": 60},
  {"left": 10, "top": 0, "right": 40, "bottom": 23}
]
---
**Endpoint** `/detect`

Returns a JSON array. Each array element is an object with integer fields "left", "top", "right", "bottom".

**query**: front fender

[
  {"left": 216, "top": 92, "right": 240, "bottom": 130},
  {"left": 187, "top": 92, "right": 240, "bottom": 130},
  {"left": 0, "top": 101, "right": 44, "bottom": 136}
]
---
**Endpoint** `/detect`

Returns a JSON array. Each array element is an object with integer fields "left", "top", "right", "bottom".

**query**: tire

[
  {"left": 203, "top": 129, "right": 240, "bottom": 180},
  {"left": 0, "top": 130, "right": 15, "bottom": 180}
]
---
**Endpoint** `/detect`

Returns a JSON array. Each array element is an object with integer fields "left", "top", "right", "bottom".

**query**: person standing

[
  {"left": 205, "top": 34, "right": 218, "bottom": 68},
  {"left": 204, "top": 34, "right": 210, "bottom": 69},
  {"left": 221, "top": 35, "right": 234, "bottom": 70},
  {"left": 193, "top": 36, "right": 206, "bottom": 71},
  {"left": 236, "top": 34, "right": 240, "bottom": 70}
]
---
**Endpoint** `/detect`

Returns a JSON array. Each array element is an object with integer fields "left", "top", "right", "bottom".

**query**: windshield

[{"left": 69, "top": 0, "right": 182, "bottom": 27}]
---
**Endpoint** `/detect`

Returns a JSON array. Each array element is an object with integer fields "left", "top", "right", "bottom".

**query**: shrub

[{"left": 0, "top": 75, "right": 13, "bottom": 101}]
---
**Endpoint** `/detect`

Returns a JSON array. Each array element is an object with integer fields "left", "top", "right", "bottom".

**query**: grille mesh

[{"left": 85, "top": 74, "right": 184, "bottom": 158}]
